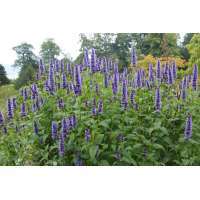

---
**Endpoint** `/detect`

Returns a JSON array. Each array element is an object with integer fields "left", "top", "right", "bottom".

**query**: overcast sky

[{"left": 0, "top": 0, "right": 189, "bottom": 79}]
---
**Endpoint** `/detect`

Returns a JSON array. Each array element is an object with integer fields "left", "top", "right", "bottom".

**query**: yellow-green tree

[{"left": 187, "top": 34, "right": 200, "bottom": 71}]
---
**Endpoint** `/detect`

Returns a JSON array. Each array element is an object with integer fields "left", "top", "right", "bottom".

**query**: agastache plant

[
  {"left": 51, "top": 121, "right": 57, "bottom": 140},
  {"left": 156, "top": 60, "right": 161, "bottom": 81},
  {"left": 59, "top": 134, "right": 65, "bottom": 157},
  {"left": 48, "top": 64, "right": 55, "bottom": 93},
  {"left": 155, "top": 87, "right": 161, "bottom": 111},
  {"left": 61, "top": 73, "right": 67, "bottom": 89},
  {"left": 7, "top": 98, "right": 13, "bottom": 119},
  {"left": 84, "top": 47, "right": 90, "bottom": 67},
  {"left": 33, "top": 121, "right": 39, "bottom": 135},
  {"left": 192, "top": 64, "right": 198, "bottom": 90},
  {"left": 74, "top": 65, "right": 82, "bottom": 95},
  {"left": 85, "top": 128, "right": 91, "bottom": 142},
  {"left": 0, "top": 111, "right": 4, "bottom": 125},
  {"left": 90, "top": 48, "right": 97, "bottom": 73},
  {"left": 167, "top": 67, "right": 173, "bottom": 85},
  {"left": 184, "top": 115, "right": 192, "bottom": 140},
  {"left": 98, "top": 99, "right": 103, "bottom": 113},
  {"left": 148, "top": 63, "right": 154, "bottom": 83},
  {"left": 121, "top": 79, "right": 128, "bottom": 110},
  {"left": 39, "top": 59, "right": 45, "bottom": 75},
  {"left": 112, "top": 71, "right": 118, "bottom": 95},
  {"left": 20, "top": 102, "right": 27, "bottom": 117},
  {"left": 61, "top": 118, "right": 68, "bottom": 138},
  {"left": 12, "top": 97, "right": 17, "bottom": 109}
]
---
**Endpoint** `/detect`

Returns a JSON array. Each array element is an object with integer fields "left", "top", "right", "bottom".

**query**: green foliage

[
  {"left": 187, "top": 34, "right": 200, "bottom": 70},
  {"left": 77, "top": 33, "right": 181, "bottom": 68},
  {"left": 40, "top": 38, "right": 61, "bottom": 64},
  {"left": 0, "top": 84, "right": 17, "bottom": 112},
  {"left": 180, "top": 33, "right": 194, "bottom": 61},
  {"left": 14, "top": 65, "right": 35, "bottom": 89},
  {"left": 139, "top": 33, "right": 180, "bottom": 57},
  {"left": 0, "top": 64, "right": 200, "bottom": 166},
  {"left": 13, "top": 43, "right": 38, "bottom": 89},
  {"left": 0, "top": 64, "right": 10, "bottom": 86},
  {"left": 13, "top": 43, "right": 37, "bottom": 69}
]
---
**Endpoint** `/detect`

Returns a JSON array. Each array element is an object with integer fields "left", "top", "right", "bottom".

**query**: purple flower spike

[
  {"left": 0, "top": 111, "right": 4, "bottom": 125},
  {"left": 20, "top": 102, "right": 27, "bottom": 117},
  {"left": 33, "top": 121, "right": 39, "bottom": 135},
  {"left": 167, "top": 67, "right": 173, "bottom": 85},
  {"left": 48, "top": 64, "right": 55, "bottom": 93},
  {"left": 148, "top": 63, "right": 154, "bottom": 82},
  {"left": 104, "top": 73, "right": 109, "bottom": 88},
  {"left": 184, "top": 115, "right": 192, "bottom": 140},
  {"left": 61, "top": 59, "right": 65, "bottom": 73},
  {"left": 121, "top": 79, "right": 128, "bottom": 110},
  {"left": 156, "top": 60, "right": 161, "bottom": 81},
  {"left": 130, "top": 90, "right": 135, "bottom": 105},
  {"left": 155, "top": 88, "right": 161, "bottom": 111},
  {"left": 59, "top": 134, "right": 65, "bottom": 157},
  {"left": 181, "top": 88, "right": 186, "bottom": 101},
  {"left": 51, "top": 121, "right": 57, "bottom": 140},
  {"left": 90, "top": 48, "right": 97, "bottom": 73},
  {"left": 39, "top": 59, "right": 45, "bottom": 75},
  {"left": 98, "top": 99, "right": 103, "bottom": 114},
  {"left": 95, "top": 84, "right": 99, "bottom": 95},
  {"left": 58, "top": 98, "right": 65, "bottom": 109},
  {"left": 62, "top": 73, "right": 67, "bottom": 89},
  {"left": 3, "top": 126, "right": 7, "bottom": 134},
  {"left": 85, "top": 128, "right": 91, "bottom": 142},
  {"left": 74, "top": 65, "right": 82, "bottom": 95},
  {"left": 192, "top": 64, "right": 198, "bottom": 90},
  {"left": 84, "top": 47, "right": 90, "bottom": 67},
  {"left": 131, "top": 47, "right": 137, "bottom": 66},
  {"left": 61, "top": 118, "right": 68, "bottom": 138},
  {"left": 7, "top": 98, "right": 13, "bottom": 119},
  {"left": 12, "top": 97, "right": 17, "bottom": 109}
]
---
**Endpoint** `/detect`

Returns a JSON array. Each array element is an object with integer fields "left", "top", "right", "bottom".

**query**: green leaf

[
  {"left": 132, "top": 143, "right": 143, "bottom": 150},
  {"left": 153, "top": 144, "right": 165, "bottom": 151},
  {"left": 99, "top": 160, "right": 110, "bottom": 166},
  {"left": 99, "top": 119, "right": 111, "bottom": 128},
  {"left": 94, "top": 134, "right": 104, "bottom": 144},
  {"left": 89, "top": 146, "right": 97, "bottom": 160}
]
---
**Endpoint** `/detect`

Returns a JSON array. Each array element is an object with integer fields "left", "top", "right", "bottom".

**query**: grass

[{"left": 0, "top": 84, "right": 17, "bottom": 113}]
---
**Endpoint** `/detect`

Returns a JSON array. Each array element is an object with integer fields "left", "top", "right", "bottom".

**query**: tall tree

[
  {"left": 187, "top": 33, "right": 200, "bottom": 70},
  {"left": 40, "top": 38, "right": 61, "bottom": 64},
  {"left": 140, "top": 33, "right": 180, "bottom": 57},
  {"left": 13, "top": 43, "right": 37, "bottom": 69},
  {"left": 13, "top": 43, "right": 37, "bottom": 89},
  {"left": 180, "top": 33, "right": 194, "bottom": 60},
  {"left": 0, "top": 64, "right": 10, "bottom": 86},
  {"left": 112, "top": 33, "right": 133, "bottom": 66}
]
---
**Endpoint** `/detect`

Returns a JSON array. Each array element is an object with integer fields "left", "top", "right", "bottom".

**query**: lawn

[{"left": 0, "top": 84, "right": 17, "bottom": 112}]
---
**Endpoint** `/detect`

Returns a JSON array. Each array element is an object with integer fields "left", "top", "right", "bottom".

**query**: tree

[
  {"left": 13, "top": 43, "right": 37, "bottom": 69},
  {"left": 40, "top": 38, "right": 61, "bottom": 64},
  {"left": 0, "top": 64, "right": 10, "bottom": 86},
  {"left": 187, "top": 33, "right": 200, "bottom": 70},
  {"left": 13, "top": 43, "right": 37, "bottom": 89},
  {"left": 112, "top": 33, "right": 133, "bottom": 67},
  {"left": 180, "top": 33, "right": 194, "bottom": 60},
  {"left": 140, "top": 33, "right": 180, "bottom": 57},
  {"left": 14, "top": 65, "right": 35, "bottom": 89}
]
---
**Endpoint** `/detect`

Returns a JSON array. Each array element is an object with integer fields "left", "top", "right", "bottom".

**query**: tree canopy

[
  {"left": 13, "top": 43, "right": 37, "bottom": 89},
  {"left": 0, "top": 64, "right": 10, "bottom": 86},
  {"left": 40, "top": 38, "right": 61, "bottom": 64},
  {"left": 187, "top": 33, "right": 200, "bottom": 70}
]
